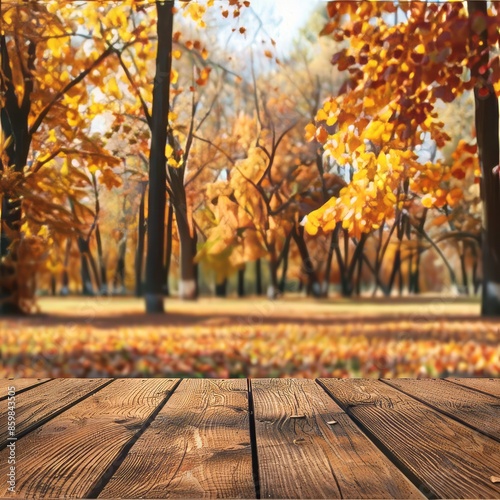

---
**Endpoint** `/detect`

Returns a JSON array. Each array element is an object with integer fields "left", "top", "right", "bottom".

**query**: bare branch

[
  {"left": 116, "top": 51, "right": 152, "bottom": 128},
  {"left": 192, "top": 134, "right": 235, "bottom": 165},
  {"left": 29, "top": 44, "right": 116, "bottom": 136}
]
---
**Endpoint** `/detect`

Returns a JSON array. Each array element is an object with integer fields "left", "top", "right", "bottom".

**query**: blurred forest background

[{"left": 1, "top": 1, "right": 499, "bottom": 378}]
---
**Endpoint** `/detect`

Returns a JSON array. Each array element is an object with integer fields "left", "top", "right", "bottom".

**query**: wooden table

[{"left": 0, "top": 378, "right": 499, "bottom": 499}]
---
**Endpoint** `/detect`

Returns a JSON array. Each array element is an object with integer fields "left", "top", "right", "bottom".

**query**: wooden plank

[
  {"left": 384, "top": 378, "right": 500, "bottom": 441},
  {"left": 99, "top": 379, "right": 255, "bottom": 499},
  {"left": 251, "top": 378, "right": 423, "bottom": 499},
  {"left": 446, "top": 377, "right": 500, "bottom": 398},
  {"left": 320, "top": 378, "right": 500, "bottom": 499},
  {"left": 0, "top": 379, "right": 50, "bottom": 399},
  {"left": 0, "top": 378, "right": 178, "bottom": 499},
  {"left": 0, "top": 378, "right": 112, "bottom": 449}
]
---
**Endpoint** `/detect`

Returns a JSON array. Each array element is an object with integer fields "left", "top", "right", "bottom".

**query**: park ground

[{"left": 1, "top": 296, "right": 499, "bottom": 379}]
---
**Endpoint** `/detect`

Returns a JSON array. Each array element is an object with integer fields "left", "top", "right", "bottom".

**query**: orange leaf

[{"left": 316, "top": 126, "right": 328, "bottom": 143}]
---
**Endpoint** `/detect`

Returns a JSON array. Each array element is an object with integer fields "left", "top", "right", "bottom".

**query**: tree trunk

[
  {"left": 459, "top": 242, "right": 470, "bottom": 295},
  {"left": 135, "top": 182, "right": 147, "bottom": 297},
  {"left": 113, "top": 233, "right": 127, "bottom": 295},
  {"left": 322, "top": 225, "right": 340, "bottom": 297},
  {"left": 91, "top": 173, "right": 108, "bottom": 295},
  {"left": 237, "top": 266, "right": 245, "bottom": 297},
  {"left": 278, "top": 235, "right": 290, "bottom": 294},
  {"left": 346, "top": 233, "right": 368, "bottom": 296},
  {"left": 175, "top": 205, "right": 197, "bottom": 300},
  {"left": 355, "top": 251, "right": 363, "bottom": 296},
  {"left": 163, "top": 201, "right": 173, "bottom": 296},
  {"left": 387, "top": 246, "right": 402, "bottom": 297},
  {"left": 95, "top": 225, "right": 107, "bottom": 295},
  {"left": 472, "top": 243, "right": 481, "bottom": 295},
  {"left": 215, "top": 278, "right": 227, "bottom": 297},
  {"left": 413, "top": 209, "right": 428, "bottom": 294},
  {"left": 78, "top": 238, "right": 94, "bottom": 296},
  {"left": 60, "top": 238, "right": 71, "bottom": 296},
  {"left": 0, "top": 77, "right": 31, "bottom": 314},
  {"left": 468, "top": 0, "right": 500, "bottom": 315},
  {"left": 267, "top": 258, "right": 279, "bottom": 299},
  {"left": 144, "top": 1, "right": 174, "bottom": 313},
  {"left": 255, "top": 258, "right": 263, "bottom": 295},
  {"left": 291, "top": 225, "right": 320, "bottom": 296}
]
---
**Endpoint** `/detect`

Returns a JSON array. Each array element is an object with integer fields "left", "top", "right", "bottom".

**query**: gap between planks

[
  {"left": 0, "top": 379, "right": 51, "bottom": 401},
  {"left": 381, "top": 378, "right": 500, "bottom": 442},
  {"left": 318, "top": 378, "right": 500, "bottom": 499},
  {"left": 0, "top": 379, "right": 115, "bottom": 450},
  {"left": 445, "top": 377, "right": 500, "bottom": 399},
  {"left": 87, "top": 378, "right": 182, "bottom": 498}
]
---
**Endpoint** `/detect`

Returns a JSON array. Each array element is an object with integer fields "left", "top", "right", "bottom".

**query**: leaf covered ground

[{"left": 1, "top": 297, "right": 498, "bottom": 379}]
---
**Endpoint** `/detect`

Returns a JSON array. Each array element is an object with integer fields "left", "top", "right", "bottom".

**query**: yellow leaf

[
  {"left": 302, "top": 215, "right": 319, "bottom": 236},
  {"left": 171, "top": 69, "right": 179, "bottom": 84},
  {"left": 66, "top": 109, "right": 79, "bottom": 127},
  {"left": 47, "top": 129, "right": 57, "bottom": 144},
  {"left": 414, "top": 43, "right": 425, "bottom": 55},
  {"left": 421, "top": 193, "right": 434, "bottom": 208},
  {"left": 305, "top": 123, "right": 316, "bottom": 142},
  {"left": 184, "top": 2, "right": 206, "bottom": 26},
  {"left": 37, "top": 226, "right": 50, "bottom": 239},
  {"left": 316, "top": 109, "right": 328, "bottom": 121},
  {"left": 61, "top": 157, "right": 70, "bottom": 176},
  {"left": 47, "top": 37, "right": 62, "bottom": 58},
  {"left": 364, "top": 96, "right": 375, "bottom": 108},
  {"left": 108, "top": 77, "right": 122, "bottom": 99},
  {"left": 326, "top": 115, "right": 337, "bottom": 127}
]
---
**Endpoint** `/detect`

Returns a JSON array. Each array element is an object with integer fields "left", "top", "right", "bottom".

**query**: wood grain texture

[
  {"left": 0, "top": 379, "right": 49, "bottom": 399},
  {"left": 320, "top": 378, "right": 500, "bottom": 499},
  {"left": 447, "top": 377, "right": 500, "bottom": 398},
  {"left": 99, "top": 379, "right": 254, "bottom": 499},
  {"left": 252, "top": 378, "right": 423, "bottom": 499},
  {"left": 384, "top": 378, "right": 500, "bottom": 441},
  {"left": 0, "top": 378, "right": 111, "bottom": 448},
  {"left": 0, "top": 378, "right": 178, "bottom": 499}
]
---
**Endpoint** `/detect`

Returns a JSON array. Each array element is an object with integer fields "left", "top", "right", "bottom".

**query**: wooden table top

[{"left": 0, "top": 377, "right": 499, "bottom": 499}]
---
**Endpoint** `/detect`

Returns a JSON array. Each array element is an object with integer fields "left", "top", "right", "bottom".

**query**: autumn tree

[
  {"left": 467, "top": 0, "right": 500, "bottom": 314},
  {"left": 0, "top": 0, "right": 156, "bottom": 313},
  {"left": 305, "top": 1, "right": 500, "bottom": 309}
]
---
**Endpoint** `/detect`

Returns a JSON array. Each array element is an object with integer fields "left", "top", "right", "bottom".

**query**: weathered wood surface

[
  {"left": 0, "top": 378, "right": 178, "bottom": 499},
  {"left": 384, "top": 378, "right": 500, "bottom": 441},
  {"left": 319, "top": 378, "right": 500, "bottom": 499},
  {"left": 251, "top": 378, "right": 423, "bottom": 499},
  {"left": 99, "top": 379, "right": 254, "bottom": 499},
  {"left": 0, "top": 379, "right": 49, "bottom": 399},
  {"left": 447, "top": 377, "right": 500, "bottom": 398},
  {"left": 0, "top": 379, "right": 111, "bottom": 449},
  {"left": 1, "top": 378, "right": 499, "bottom": 499}
]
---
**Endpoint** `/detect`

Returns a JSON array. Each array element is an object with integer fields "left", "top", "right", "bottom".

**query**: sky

[
  {"left": 264, "top": 0, "right": 319, "bottom": 49},
  {"left": 209, "top": 0, "right": 321, "bottom": 59}
]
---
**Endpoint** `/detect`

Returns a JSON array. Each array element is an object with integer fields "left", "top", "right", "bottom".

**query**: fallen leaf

[
  {"left": 491, "top": 476, "right": 500, "bottom": 483},
  {"left": 293, "top": 438, "right": 306, "bottom": 445},
  {"left": 290, "top": 414, "right": 306, "bottom": 419},
  {"left": 327, "top": 420, "right": 338, "bottom": 425}
]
